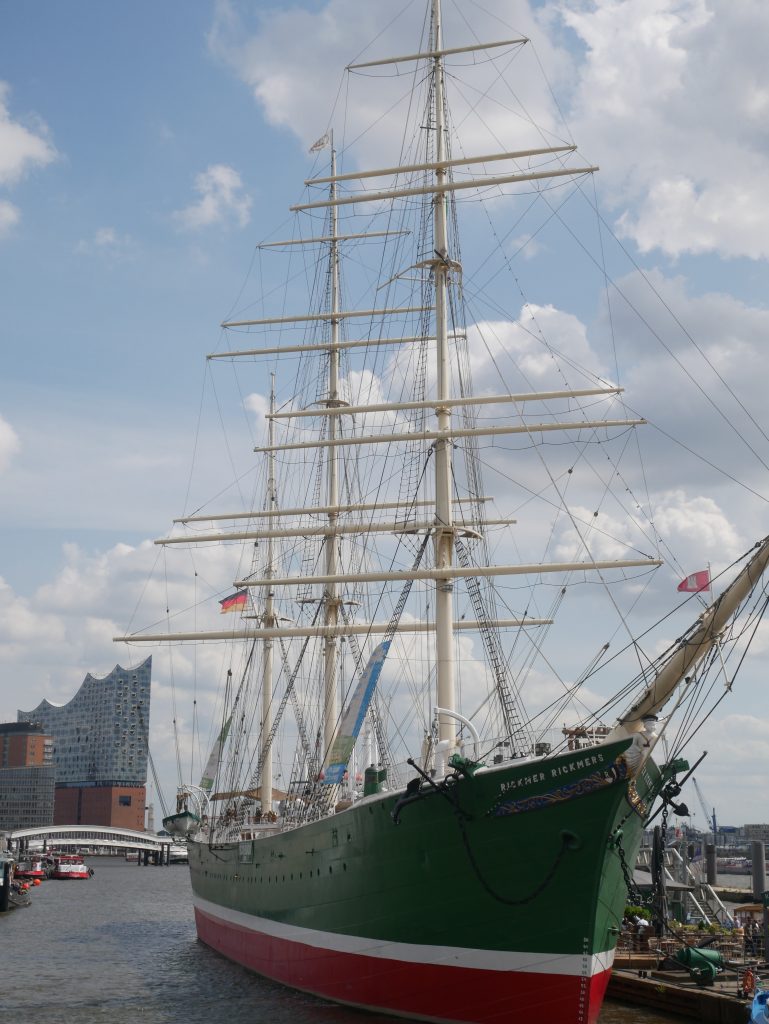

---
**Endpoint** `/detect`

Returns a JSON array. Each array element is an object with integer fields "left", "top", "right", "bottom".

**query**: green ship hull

[{"left": 189, "top": 738, "right": 660, "bottom": 1024}]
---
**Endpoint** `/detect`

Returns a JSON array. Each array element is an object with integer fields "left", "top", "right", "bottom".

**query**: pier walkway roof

[{"left": 5, "top": 824, "right": 172, "bottom": 852}]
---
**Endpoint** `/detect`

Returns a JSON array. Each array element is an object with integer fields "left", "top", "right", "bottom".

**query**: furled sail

[{"left": 199, "top": 716, "right": 232, "bottom": 794}]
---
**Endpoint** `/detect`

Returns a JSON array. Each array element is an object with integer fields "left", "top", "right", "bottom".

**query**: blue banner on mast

[{"left": 322, "top": 641, "right": 391, "bottom": 784}]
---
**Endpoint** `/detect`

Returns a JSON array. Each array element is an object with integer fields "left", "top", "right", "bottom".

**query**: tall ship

[{"left": 118, "top": 2, "right": 769, "bottom": 1021}]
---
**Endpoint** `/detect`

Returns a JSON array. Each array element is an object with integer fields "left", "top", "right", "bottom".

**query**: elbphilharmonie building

[{"left": 18, "top": 656, "right": 152, "bottom": 829}]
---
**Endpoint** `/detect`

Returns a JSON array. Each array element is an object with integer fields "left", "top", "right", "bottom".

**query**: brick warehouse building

[
  {"left": 18, "top": 657, "right": 151, "bottom": 829},
  {"left": 0, "top": 721, "right": 55, "bottom": 830}
]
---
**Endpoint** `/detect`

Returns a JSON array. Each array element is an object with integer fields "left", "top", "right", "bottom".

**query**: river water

[{"left": 2, "top": 859, "right": 751, "bottom": 1024}]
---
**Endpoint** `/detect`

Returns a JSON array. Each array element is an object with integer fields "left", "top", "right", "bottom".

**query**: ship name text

[{"left": 498, "top": 752, "right": 606, "bottom": 795}]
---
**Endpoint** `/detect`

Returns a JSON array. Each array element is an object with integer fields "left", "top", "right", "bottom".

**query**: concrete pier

[{"left": 135, "top": 843, "right": 172, "bottom": 865}]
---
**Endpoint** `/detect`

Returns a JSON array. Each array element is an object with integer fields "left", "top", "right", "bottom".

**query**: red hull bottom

[{"left": 195, "top": 906, "right": 611, "bottom": 1024}]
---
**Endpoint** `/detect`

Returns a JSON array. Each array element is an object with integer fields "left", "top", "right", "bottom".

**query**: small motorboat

[
  {"left": 14, "top": 857, "right": 47, "bottom": 880},
  {"left": 48, "top": 853, "right": 92, "bottom": 879}
]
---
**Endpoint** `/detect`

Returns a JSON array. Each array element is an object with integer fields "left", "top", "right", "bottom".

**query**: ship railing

[
  {"left": 663, "top": 846, "right": 735, "bottom": 928},
  {"left": 684, "top": 889, "right": 713, "bottom": 927},
  {"left": 698, "top": 883, "right": 735, "bottom": 928},
  {"left": 240, "top": 822, "right": 285, "bottom": 841},
  {"left": 373, "top": 730, "right": 599, "bottom": 793}
]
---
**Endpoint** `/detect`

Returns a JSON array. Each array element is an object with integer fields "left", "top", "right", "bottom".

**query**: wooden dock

[{"left": 608, "top": 956, "right": 759, "bottom": 1023}]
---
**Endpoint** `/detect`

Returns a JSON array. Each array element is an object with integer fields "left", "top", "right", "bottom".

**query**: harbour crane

[{"left": 692, "top": 777, "right": 717, "bottom": 837}]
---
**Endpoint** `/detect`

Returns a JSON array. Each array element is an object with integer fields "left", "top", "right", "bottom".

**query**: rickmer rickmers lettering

[{"left": 117, "top": 0, "right": 769, "bottom": 1022}]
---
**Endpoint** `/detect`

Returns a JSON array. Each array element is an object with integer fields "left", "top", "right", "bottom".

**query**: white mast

[
  {"left": 113, "top": 5, "right": 657, "bottom": 738},
  {"left": 431, "top": 0, "right": 456, "bottom": 749},
  {"left": 260, "top": 374, "right": 277, "bottom": 813},
  {"left": 324, "top": 137, "right": 341, "bottom": 758}
]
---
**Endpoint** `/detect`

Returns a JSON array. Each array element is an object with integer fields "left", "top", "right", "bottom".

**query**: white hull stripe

[{"left": 194, "top": 896, "right": 615, "bottom": 978}]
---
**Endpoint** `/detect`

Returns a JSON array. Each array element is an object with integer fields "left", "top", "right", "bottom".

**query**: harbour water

[{"left": 2, "top": 858, "right": 750, "bottom": 1024}]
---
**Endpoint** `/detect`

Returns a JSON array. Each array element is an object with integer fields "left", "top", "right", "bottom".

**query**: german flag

[{"left": 219, "top": 590, "right": 247, "bottom": 614}]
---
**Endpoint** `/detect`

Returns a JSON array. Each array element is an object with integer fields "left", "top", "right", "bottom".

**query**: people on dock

[
  {"left": 634, "top": 915, "right": 650, "bottom": 949},
  {"left": 745, "top": 920, "right": 761, "bottom": 957},
  {"left": 622, "top": 911, "right": 651, "bottom": 950}
]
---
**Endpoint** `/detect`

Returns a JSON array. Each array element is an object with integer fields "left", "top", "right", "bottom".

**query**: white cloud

[
  {"left": 510, "top": 234, "right": 543, "bottom": 261},
  {"left": 551, "top": 491, "right": 744, "bottom": 579},
  {"left": 651, "top": 491, "right": 743, "bottom": 565},
  {"left": 0, "top": 577, "right": 67, "bottom": 657},
  {"left": 0, "top": 537, "right": 245, "bottom": 807},
  {"left": 0, "top": 414, "right": 20, "bottom": 472},
  {"left": 560, "top": 0, "right": 769, "bottom": 259},
  {"left": 688, "top": 714, "right": 769, "bottom": 828},
  {"left": 465, "top": 308, "right": 611, "bottom": 394},
  {"left": 244, "top": 390, "right": 269, "bottom": 420},
  {"left": 343, "top": 369, "right": 397, "bottom": 430},
  {"left": 207, "top": 0, "right": 769, "bottom": 261},
  {"left": 615, "top": 176, "right": 768, "bottom": 259},
  {"left": 0, "top": 397, "right": 237, "bottom": 537},
  {"left": 0, "top": 81, "right": 57, "bottom": 187},
  {"left": 208, "top": 0, "right": 570, "bottom": 165},
  {"left": 174, "top": 164, "right": 252, "bottom": 230},
  {"left": 591, "top": 268, "right": 769, "bottom": 522},
  {"left": 74, "top": 227, "right": 137, "bottom": 260},
  {"left": 0, "top": 199, "right": 20, "bottom": 238}
]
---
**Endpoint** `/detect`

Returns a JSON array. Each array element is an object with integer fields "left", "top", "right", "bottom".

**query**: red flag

[
  {"left": 677, "top": 569, "right": 710, "bottom": 593},
  {"left": 219, "top": 591, "right": 247, "bottom": 614}
]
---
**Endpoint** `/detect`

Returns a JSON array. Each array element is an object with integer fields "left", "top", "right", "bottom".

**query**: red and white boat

[
  {"left": 48, "top": 854, "right": 91, "bottom": 879},
  {"left": 13, "top": 857, "right": 47, "bottom": 880}
]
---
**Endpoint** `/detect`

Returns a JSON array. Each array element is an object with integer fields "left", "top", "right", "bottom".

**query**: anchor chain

[
  {"left": 394, "top": 759, "right": 576, "bottom": 906},
  {"left": 613, "top": 775, "right": 686, "bottom": 917}
]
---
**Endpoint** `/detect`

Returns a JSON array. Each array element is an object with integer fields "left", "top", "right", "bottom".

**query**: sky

[{"left": 1, "top": 0, "right": 769, "bottom": 830}]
